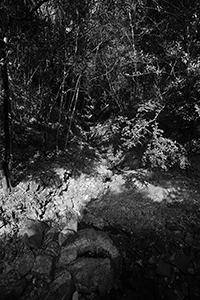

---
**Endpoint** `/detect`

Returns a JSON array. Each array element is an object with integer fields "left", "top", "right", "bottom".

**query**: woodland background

[{"left": 1, "top": 0, "right": 200, "bottom": 190}]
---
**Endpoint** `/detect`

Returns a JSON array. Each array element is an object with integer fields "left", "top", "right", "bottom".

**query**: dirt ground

[
  {"left": 1, "top": 151, "right": 200, "bottom": 299},
  {"left": 80, "top": 169, "right": 200, "bottom": 299}
]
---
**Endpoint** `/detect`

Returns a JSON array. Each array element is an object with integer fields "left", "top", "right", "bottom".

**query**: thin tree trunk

[
  {"left": 0, "top": 37, "right": 12, "bottom": 193},
  {"left": 64, "top": 74, "right": 81, "bottom": 150}
]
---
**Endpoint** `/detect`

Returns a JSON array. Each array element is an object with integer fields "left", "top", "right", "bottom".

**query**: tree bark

[{"left": 0, "top": 37, "right": 12, "bottom": 193}]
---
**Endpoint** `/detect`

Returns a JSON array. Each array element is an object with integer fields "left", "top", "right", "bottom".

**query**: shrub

[
  {"left": 91, "top": 116, "right": 150, "bottom": 150},
  {"left": 142, "top": 123, "right": 188, "bottom": 170}
]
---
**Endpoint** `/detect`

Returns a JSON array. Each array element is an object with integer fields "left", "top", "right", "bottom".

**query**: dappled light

[
  {"left": 1, "top": 161, "right": 200, "bottom": 299},
  {"left": 1, "top": 0, "right": 200, "bottom": 299}
]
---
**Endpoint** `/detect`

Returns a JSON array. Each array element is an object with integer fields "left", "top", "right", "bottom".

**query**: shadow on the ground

[
  {"left": 84, "top": 171, "right": 200, "bottom": 233},
  {"left": 81, "top": 182, "right": 200, "bottom": 300},
  {"left": 12, "top": 141, "right": 100, "bottom": 186}
]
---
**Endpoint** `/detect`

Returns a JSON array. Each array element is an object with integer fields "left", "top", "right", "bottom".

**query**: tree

[
  {"left": 0, "top": 36, "right": 12, "bottom": 192},
  {"left": 0, "top": 0, "right": 50, "bottom": 191},
  {"left": 0, "top": 0, "right": 200, "bottom": 175},
  {"left": 0, "top": 1, "right": 12, "bottom": 192}
]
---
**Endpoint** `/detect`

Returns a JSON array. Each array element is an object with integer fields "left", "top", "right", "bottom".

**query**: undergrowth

[{"left": 90, "top": 117, "right": 188, "bottom": 171}]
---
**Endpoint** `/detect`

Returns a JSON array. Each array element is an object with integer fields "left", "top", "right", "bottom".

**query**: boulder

[
  {"left": 43, "top": 270, "right": 74, "bottom": 300},
  {"left": 20, "top": 219, "right": 48, "bottom": 249},
  {"left": 58, "top": 243, "right": 77, "bottom": 266},
  {"left": 173, "top": 251, "right": 191, "bottom": 274},
  {"left": 32, "top": 255, "right": 54, "bottom": 282},
  {"left": 16, "top": 251, "right": 35, "bottom": 277},
  {"left": 156, "top": 260, "right": 172, "bottom": 277},
  {"left": 57, "top": 228, "right": 121, "bottom": 272},
  {"left": 77, "top": 229, "right": 121, "bottom": 271},
  {"left": 69, "top": 257, "right": 115, "bottom": 296}
]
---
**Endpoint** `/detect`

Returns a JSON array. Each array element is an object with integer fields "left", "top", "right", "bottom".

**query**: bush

[
  {"left": 142, "top": 123, "right": 188, "bottom": 170},
  {"left": 91, "top": 116, "right": 150, "bottom": 150}
]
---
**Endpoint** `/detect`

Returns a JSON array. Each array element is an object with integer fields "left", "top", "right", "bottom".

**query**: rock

[
  {"left": 153, "top": 237, "right": 166, "bottom": 254},
  {"left": 187, "top": 268, "right": 195, "bottom": 275},
  {"left": 58, "top": 243, "right": 77, "bottom": 267},
  {"left": 61, "top": 217, "right": 78, "bottom": 236},
  {"left": 0, "top": 243, "right": 5, "bottom": 260},
  {"left": 25, "top": 273, "right": 33, "bottom": 282},
  {"left": 43, "top": 228, "right": 59, "bottom": 246},
  {"left": 32, "top": 255, "right": 54, "bottom": 282},
  {"left": 173, "top": 251, "right": 191, "bottom": 273},
  {"left": 58, "top": 215, "right": 78, "bottom": 246},
  {"left": 43, "top": 270, "right": 74, "bottom": 300},
  {"left": 69, "top": 257, "right": 115, "bottom": 296},
  {"left": 184, "top": 233, "right": 193, "bottom": 246},
  {"left": 156, "top": 260, "right": 171, "bottom": 277},
  {"left": 43, "top": 228, "right": 60, "bottom": 256},
  {"left": 57, "top": 229, "right": 121, "bottom": 272},
  {"left": 82, "top": 213, "right": 108, "bottom": 230},
  {"left": 193, "top": 234, "right": 200, "bottom": 248},
  {"left": 0, "top": 268, "right": 21, "bottom": 287},
  {"left": 58, "top": 231, "right": 77, "bottom": 246},
  {"left": 44, "top": 241, "right": 60, "bottom": 257},
  {"left": 62, "top": 194, "right": 74, "bottom": 210},
  {"left": 16, "top": 251, "right": 35, "bottom": 277},
  {"left": 0, "top": 270, "right": 26, "bottom": 300},
  {"left": 77, "top": 229, "right": 121, "bottom": 271},
  {"left": 43, "top": 203, "right": 57, "bottom": 220},
  {"left": 20, "top": 219, "right": 48, "bottom": 249},
  {"left": 72, "top": 291, "right": 79, "bottom": 300},
  {"left": 148, "top": 256, "right": 157, "bottom": 265}
]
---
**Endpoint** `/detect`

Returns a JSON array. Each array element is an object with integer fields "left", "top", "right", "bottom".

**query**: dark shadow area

[
  {"left": 12, "top": 141, "right": 100, "bottom": 187},
  {"left": 80, "top": 183, "right": 200, "bottom": 300}
]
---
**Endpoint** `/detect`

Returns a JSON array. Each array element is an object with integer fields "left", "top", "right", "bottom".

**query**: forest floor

[
  {"left": 1, "top": 145, "right": 200, "bottom": 299},
  {"left": 82, "top": 170, "right": 200, "bottom": 300}
]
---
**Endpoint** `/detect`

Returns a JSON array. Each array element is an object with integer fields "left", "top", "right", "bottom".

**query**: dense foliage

[{"left": 1, "top": 0, "right": 200, "bottom": 175}]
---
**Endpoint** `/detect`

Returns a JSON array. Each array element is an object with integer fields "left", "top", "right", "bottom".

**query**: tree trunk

[
  {"left": 0, "top": 37, "right": 12, "bottom": 193},
  {"left": 0, "top": 161, "right": 11, "bottom": 193}
]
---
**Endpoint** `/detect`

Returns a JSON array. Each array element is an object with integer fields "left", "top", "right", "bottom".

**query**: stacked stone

[{"left": 0, "top": 219, "right": 121, "bottom": 300}]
